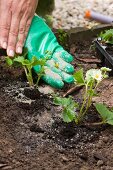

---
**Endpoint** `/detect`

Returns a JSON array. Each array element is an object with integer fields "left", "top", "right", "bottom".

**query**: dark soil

[
  {"left": 0, "top": 41, "right": 113, "bottom": 170},
  {"left": 106, "top": 46, "right": 113, "bottom": 56}
]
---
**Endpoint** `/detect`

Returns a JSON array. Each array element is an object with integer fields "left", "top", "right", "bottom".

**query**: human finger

[
  {"left": 7, "top": 13, "right": 22, "bottom": 57},
  {"left": 16, "top": 17, "right": 32, "bottom": 53},
  {"left": 0, "top": 1, "right": 12, "bottom": 49}
]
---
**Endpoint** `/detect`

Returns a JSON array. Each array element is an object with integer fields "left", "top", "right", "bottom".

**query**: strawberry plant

[
  {"left": 54, "top": 67, "right": 112, "bottom": 125},
  {"left": 5, "top": 48, "right": 49, "bottom": 87}
]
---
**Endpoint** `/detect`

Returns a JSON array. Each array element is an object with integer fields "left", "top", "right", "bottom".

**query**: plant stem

[
  {"left": 82, "top": 95, "right": 92, "bottom": 117},
  {"left": 36, "top": 66, "right": 44, "bottom": 87},
  {"left": 81, "top": 81, "right": 94, "bottom": 117},
  {"left": 77, "top": 84, "right": 88, "bottom": 123},
  {"left": 78, "top": 81, "right": 94, "bottom": 123},
  {"left": 24, "top": 66, "right": 34, "bottom": 87},
  {"left": 79, "top": 85, "right": 88, "bottom": 114},
  {"left": 36, "top": 74, "right": 41, "bottom": 87},
  {"left": 28, "top": 68, "right": 34, "bottom": 87}
]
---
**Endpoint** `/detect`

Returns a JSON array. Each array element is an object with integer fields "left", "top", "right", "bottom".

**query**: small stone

[
  {"left": 61, "top": 155, "right": 69, "bottom": 162},
  {"left": 0, "top": 164, "right": 7, "bottom": 168},
  {"left": 93, "top": 152, "right": 104, "bottom": 160},
  {"left": 78, "top": 152, "right": 88, "bottom": 161},
  {"left": 97, "top": 160, "right": 104, "bottom": 166},
  {"left": 102, "top": 136, "right": 109, "bottom": 143},
  {"left": 96, "top": 139, "right": 104, "bottom": 149},
  {"left": 2, "top": 166, "right": 12, "bottom": 170}
]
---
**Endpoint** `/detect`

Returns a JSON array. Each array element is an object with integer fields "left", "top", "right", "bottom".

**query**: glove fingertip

[
  {"left": 61, "top": 51, "right": 74, "bottom": 63},
  {"left": 61, "top": 72, "right": 74, "bottom": 84},
  {"left": 66, "top": 76, "right": 74, "bottom": 84},
  {"left": 65, "top": 64, "right": 74, "bottom": 73}
]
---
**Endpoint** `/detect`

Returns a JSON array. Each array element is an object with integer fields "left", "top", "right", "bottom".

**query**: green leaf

[
  {"left": 53, "top": 96, "right": 77, "bottom": 109},
  {"left": 95, "top": 103, "right": 113, "bottom": 125},
  {"left": 5, "top": 57, "right": 13, "bottom": 66},
  {"left": 14, "top": 57, "right": 32, "bottom": 66},
  {"left": 99, "top": 29, "right": 113, "bottom": 44},
  {"left": 110, "top": 107, "right": 113, "bottom": 112},
  {"left": 62, "top": 108, "right": 76, "bottom": 123},
  {"left": 73, "top": 69, "right": 85, "bottom": 85},
  {"left": 69, "top": 102, "right": 79, "bottom": 110},
  {"left": 53, "top": 96, "right": 70, "bottom": 107},
  {"left": 95, "top": 103, "right": 111, "bottom": 120},
  {"left": 31, "top": 57, "right": 45, "bottom": 67},
  {"left": 53, "top": 96, "right": 64, "bottom": 106},
  {"left": 22, "top": 59, "right": 30, "bottom": 66},
  {"left": 13, "top": 56, "right": 25, "bottom": 64},
  {"left": 53, "top": 96, "right": 78, "bottom": 123}
]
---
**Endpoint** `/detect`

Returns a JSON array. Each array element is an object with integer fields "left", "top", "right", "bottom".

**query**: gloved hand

[{"left": 25, "top": 15, "right": 74, "bottom": 88}]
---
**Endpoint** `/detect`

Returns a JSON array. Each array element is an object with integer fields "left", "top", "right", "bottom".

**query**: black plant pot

[{"left": 95, "top": 40, "right": 113, "bottom": 75}]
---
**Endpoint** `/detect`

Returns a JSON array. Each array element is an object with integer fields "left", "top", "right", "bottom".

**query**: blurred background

[{"left": 36, "top": 0, "right": 113, "bottom": 29}]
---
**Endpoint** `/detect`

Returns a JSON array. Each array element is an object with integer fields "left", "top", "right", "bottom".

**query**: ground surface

[
  {"left": 52, "top": 0, "right": 113, "bottom": 29},
  {"left": 0, "top": 39, "right": 113, "bottom": 170}
]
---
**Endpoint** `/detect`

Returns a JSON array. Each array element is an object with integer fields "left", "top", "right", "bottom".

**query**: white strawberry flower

[
  {"left": 92, "top": 69, "right": 102, "bottom": 81},
  {"left": 86, "top": 69, "right": 102, "bottom": 82}
]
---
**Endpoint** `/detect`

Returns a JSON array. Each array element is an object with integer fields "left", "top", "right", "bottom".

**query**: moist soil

[{"left": 0, "top": 41, "right": 113, "bottom": 170}]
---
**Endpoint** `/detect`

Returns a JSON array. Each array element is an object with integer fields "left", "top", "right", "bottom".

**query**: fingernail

[
  {"left": 8, "top": 50, "right": 14, "bottom": 57},
  {"left": 2, "top": 42, "right": 7, "bottom": 49},
  {"left": 16, "top": 47, "right": 22, "bottom": 54}
]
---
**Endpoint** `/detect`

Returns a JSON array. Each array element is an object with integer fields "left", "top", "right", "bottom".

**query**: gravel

[{"left": 52, "top": 0, "right": 113, "bottom": 29}]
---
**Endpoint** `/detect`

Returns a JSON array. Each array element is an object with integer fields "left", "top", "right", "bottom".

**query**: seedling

[
  {"left": 99, "top": 29, "right": 113, "bottom": 44},
  {"left": 5, "top": 49, "right": 50, "bottom": 87},
  {"left": 14, "top": 56, "right": 47, "bottom": 87},
  {"left": 54, "top": 67, "right": 112, "bottom": 125}
]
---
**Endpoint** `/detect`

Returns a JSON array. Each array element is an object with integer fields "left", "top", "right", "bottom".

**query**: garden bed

[{"left": 0, "top": 26, "right": 113, "bottom": 170}]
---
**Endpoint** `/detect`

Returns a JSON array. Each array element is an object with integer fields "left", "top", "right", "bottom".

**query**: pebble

[
  {"left": 102, "top": 136, "right": 109, "bottom": 143},
  {"left": 61, "top": 155, "right": 69, "bottom": 162},
  {"left": 52, "top": 0, "right": 113, "bottom": 29},
  {"left": 97, "top": 160, "right": 104, "bottom": 166},
  {"left": 97, "top": 140, "right": 104, "bottom": 149}
]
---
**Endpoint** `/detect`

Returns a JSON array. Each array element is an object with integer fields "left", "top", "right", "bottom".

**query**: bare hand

[{"left": 0, "top": 0, "right": 38, "bottom": 56}]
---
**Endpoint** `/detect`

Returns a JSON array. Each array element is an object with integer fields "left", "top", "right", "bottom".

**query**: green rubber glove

[{"left": 25, "top": 15, "right": 74, "bottom": 88}]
